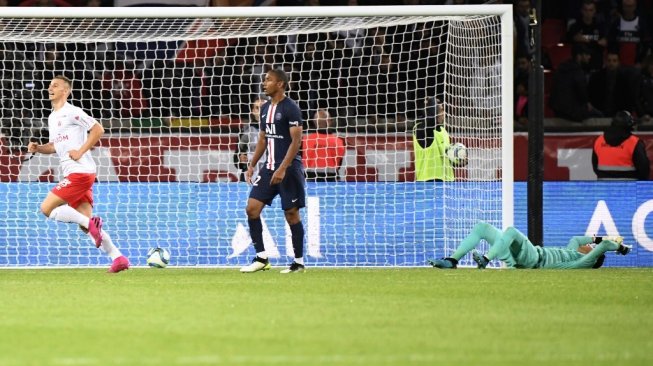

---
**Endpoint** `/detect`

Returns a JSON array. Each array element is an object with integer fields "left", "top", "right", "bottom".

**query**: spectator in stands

[
  {"left": 562, "top": 0, "right": 611, "bottom": 25},
  {"left": 413, "top": 30, "right": 442, "bottom": 117},
  {"left": 302, "top": 108, "right": 345, "bottom": 182},
  {"left": 514, "top": 53, "right": 530, "bottom": 126},
  {"left": 316, "top": 33, "right": 348, "bottom": 118},
  {"left": 363, "top": 52, "right": 402, "bottom": 127},
  {"left": 588, "top": 50, "right": 639, "bottom": 117},
  {"left": 637, "top": 54, "right": 653, "bottom": 122},
  {"left": 514, "top": 0, "right": 533, "bottom": 58},
  {"left": 101, "top": 59, "right": 149, "bottom": 119},
  {"left": 514, "top": 67, "right": 529, "bottom": 126},
  {"left": 607, "top": 0, "right": 652, "bottom": 66},
  {"left": 234, "top": 97, "right": 265, "bottom": 182},
  {"left": 550, "top": 43, "right": 603, "bottom": 122},
  {"left": 592, "top": 111, "right": 650, "bottom": 180},
  {"left": 292, "top": 35, "right": 320, "bottom": 119},
  {"left": 566, "top": 0, "right": 608, "bottom": 72}
]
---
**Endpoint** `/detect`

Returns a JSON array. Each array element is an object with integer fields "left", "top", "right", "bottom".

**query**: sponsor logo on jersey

[{"left": 53, "top": 134, "right": 69, "bottom": 144}]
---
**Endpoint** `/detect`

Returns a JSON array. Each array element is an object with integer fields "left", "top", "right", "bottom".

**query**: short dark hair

[
  {"left": 53, "top": 75, "right": 72, "bottom": 89},
  {"left": 267, "top": 68, "right": 289, "bottom": 90},
  {"left": 572, "top": 43, "right": 591, "bottom": 58},
  {"left": 582, "top": 0, "right": 595, "bottom": 8},
  {"left": 611, "top": 110, "right": 635, "bottom": 130}
]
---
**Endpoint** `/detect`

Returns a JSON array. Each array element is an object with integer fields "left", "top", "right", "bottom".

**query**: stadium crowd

[{"left": 1, "top": 0, "right": 652, "bottom": 150}]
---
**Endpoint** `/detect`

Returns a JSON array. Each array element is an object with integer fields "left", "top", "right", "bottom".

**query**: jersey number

[{"left": 252, "top": 175, "right": 261, "bottom": 186}]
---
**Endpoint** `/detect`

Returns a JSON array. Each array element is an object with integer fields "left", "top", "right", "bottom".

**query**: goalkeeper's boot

[
  {"left": 472, "top": 250, "right": 489, "bottom": 269},
  {"left": 428, "top": 258, "right": 457, "bottom": 269},
  {"left": 108, "top": 255, "right": 130, "bottom": 273},
  {"left": 616, "top": 243, "right": 632, "bottom": 256},
  {"left": 280, "top": 262, "right": 305, "bottom": 274},
  {"left": 88, "top": 216, "right": 103, "bottom": 248},
  {"left": 240, "top": 256, "right": 271, "bottom": 273}
]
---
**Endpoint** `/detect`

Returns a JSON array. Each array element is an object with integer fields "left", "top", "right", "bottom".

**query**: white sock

[
  {"left": 256, "top": 251, "right": 267, "bottom": 259},
  {"left": 294, "top": 257, "right": 304, "bottom": 265},
  {"left": 49, "top": 205, "right": 90, "bottom": 228},
  {"left": 92, "top": 230, "right": 122, "bottom": 260}
]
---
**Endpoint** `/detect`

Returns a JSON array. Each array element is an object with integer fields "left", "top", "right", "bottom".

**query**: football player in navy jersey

[{"left": 240, "top": 69, "right": 307, "bottom": 274}]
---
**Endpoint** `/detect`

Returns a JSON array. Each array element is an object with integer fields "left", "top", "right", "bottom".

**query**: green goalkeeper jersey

[
  {"left": 539, "top": 236, "right": 617, "bottom": 269},
  {"left": 451, "top": 223, "right": 621, "bottom": 270}
]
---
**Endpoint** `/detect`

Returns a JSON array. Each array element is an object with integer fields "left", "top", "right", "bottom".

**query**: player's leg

[
  {"left": 245, "top": 197, "right": 266, "bottom": 254},
  {"left": 452, "top": 221, "right": 503, "bottom": 260},
  {"left": 485, "top": 227, "right": 535, "bottom": 268},
  {"left": 240, "top": 197, "right": 271, "bottom": 273},
  {"left": 75, "top": 202, "right": 121, "bottom": 259},
  {"left": 43, "top": 196, "right": 101, "bottom": 253},
  {"left": 45, "top": 174, "right": 103, "bottom": 247},
  {"left": 278, "top": 162, "right": 306, "bottom": 274},
  {"left": 280, "top": 207, "right": 305, "bottom": 273},
  {"left": 75, "top": 201, "right": 129, "bottom": 273},
  {"left": 41, "top": 192, "right": 82, "bottom": 221},
  {"left": 241, "top": 169, "right": 276, "bottom": 273},
  {"left": 429, "top": 221, "right": 502, "bottom": 269}
]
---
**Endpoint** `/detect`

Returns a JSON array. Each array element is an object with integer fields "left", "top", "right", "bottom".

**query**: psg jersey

[{"left": 259, "top": 97, "right": 303, "bottom": 170}]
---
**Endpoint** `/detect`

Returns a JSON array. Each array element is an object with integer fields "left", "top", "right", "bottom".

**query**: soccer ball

[
  {"left": 146, "top": 247, "right": 171, "bottom": 268},
  {"left": 446, "top": 142, "right": 468, "bottom": 165}
]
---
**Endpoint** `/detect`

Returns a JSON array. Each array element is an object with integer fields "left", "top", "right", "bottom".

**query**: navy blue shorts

[{"left": 249, "top": 161, "right": 306, "bottom": 210}]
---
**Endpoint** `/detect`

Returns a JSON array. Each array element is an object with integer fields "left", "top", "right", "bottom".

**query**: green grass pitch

[{"left": 0, "top": 267, "right": 651, "bottom": 366}]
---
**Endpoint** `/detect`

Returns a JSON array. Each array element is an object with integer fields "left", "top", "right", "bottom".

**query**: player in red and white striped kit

[{"left": 28, "top": 75, "right": 129, "bottom": 273}]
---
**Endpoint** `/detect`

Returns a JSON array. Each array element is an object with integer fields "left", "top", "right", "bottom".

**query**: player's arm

[
  {"left": 271, "top": 124, "right": 302, "bottom": 185},
  {"left": 27, "top": 142, "right": 55, "bottom": 154},
  {"left": 549, "top": 240, "right": 622, "bottom": 269},
  {"left": 245, "top": 130, "right": 267, "bottom": 184},
  {"left": 565, "top": 236, "right": 593, "bottom": 251},
  {"left": 68, "top": 121, "right": 104, "bottom": 161}
]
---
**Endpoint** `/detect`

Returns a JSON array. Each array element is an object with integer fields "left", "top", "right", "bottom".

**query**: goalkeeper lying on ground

[{"left": 429, "top": 221, "right": 631, "bottom": 269}]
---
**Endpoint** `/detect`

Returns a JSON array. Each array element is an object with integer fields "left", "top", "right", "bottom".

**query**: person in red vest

[
  {"left": 302, "top": 108, "right": 345, "bottom": 182},
  {"left": 592, "top": 110, "right": 650, "bottom": 180}
]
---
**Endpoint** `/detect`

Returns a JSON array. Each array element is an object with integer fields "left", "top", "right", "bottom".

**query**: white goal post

[{"left": 0, "top": 5, "right": 513, "bottom": 267}]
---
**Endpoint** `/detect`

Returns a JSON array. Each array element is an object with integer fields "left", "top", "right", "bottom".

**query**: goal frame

[{"left": 1, "top": 5, "right": 514, "bottom": 266}]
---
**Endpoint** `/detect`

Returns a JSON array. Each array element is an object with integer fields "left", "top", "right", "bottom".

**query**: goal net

[{"left": 0, "top": 6, "right": 513, "bottom": 267}]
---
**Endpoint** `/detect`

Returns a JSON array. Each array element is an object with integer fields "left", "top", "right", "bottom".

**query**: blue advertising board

[
  {"left": 523, "top": 182, "right": 653, "bottom": 267},
  {"left": 0, "top": 182, "right": 650, "bottom": 267}
]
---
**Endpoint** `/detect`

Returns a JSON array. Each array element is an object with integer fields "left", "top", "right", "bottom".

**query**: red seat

[
  {"left": 545, "top": 43, "right": 572, "bottom": 70},
  {"left": 542, "top": 18, "right": 567, "bottom": 47},
  {"left": 619, "top": 42, "right": 637, "bottom": 66},
  {"left": 344, "top": 166, "right": 377, "bottom": 182}
]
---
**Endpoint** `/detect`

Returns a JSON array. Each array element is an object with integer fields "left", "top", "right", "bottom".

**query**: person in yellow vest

[
  {"left": 413, "top": 97, "right": 465, "bottom": 182},
  {"left": 592, "top": 111, "right": 650, "bottom": 180}
]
